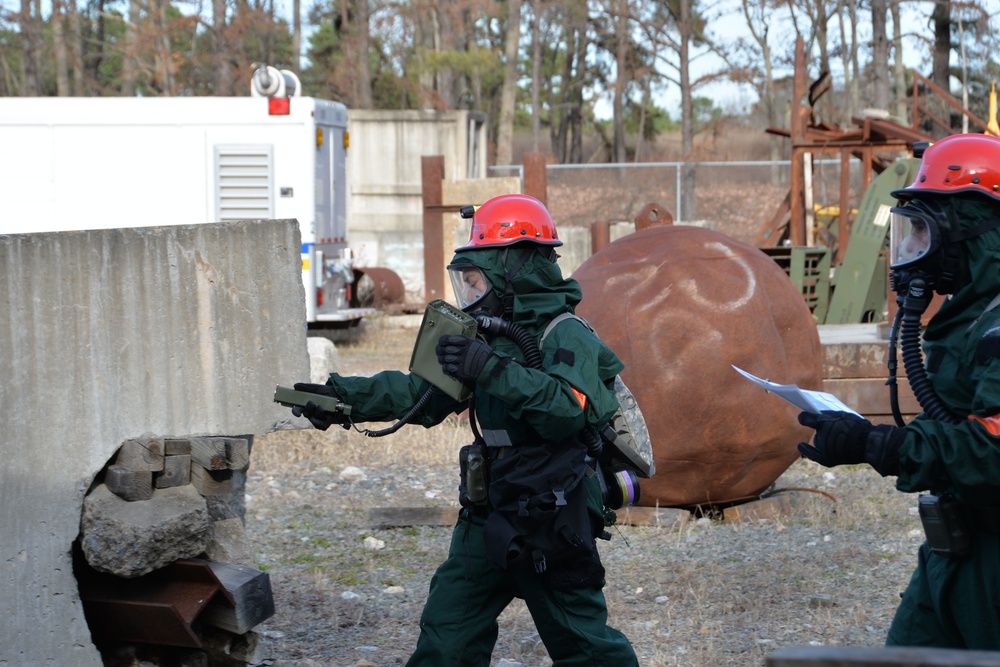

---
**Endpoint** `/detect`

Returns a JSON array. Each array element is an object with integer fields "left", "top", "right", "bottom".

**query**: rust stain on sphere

[{"left": 573, "top": 225, "right": 822, "bottom": 508}]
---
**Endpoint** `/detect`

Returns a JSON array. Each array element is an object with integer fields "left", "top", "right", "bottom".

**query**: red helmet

[
  {"left": 892, "top": 133, "right": 1000, "bottom": 203},
  {"left": 455, "top": 193, "right": 562, "bottom": 251}
]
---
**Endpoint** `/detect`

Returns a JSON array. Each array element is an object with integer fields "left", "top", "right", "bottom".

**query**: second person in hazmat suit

[
  {"left": 796, "top": 133, "right": 1000, "bottom": 648},
  {"left": 293, "top": 193, "right": 640, "bottom": 666}
]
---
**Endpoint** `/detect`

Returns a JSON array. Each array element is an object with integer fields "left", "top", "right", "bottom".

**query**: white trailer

[{"left": 0, "top": 67, "right": 376, "bottom": 326}]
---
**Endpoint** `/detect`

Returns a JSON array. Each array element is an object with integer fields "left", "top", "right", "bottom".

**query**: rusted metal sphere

[{"left": 573, "top": 225, "right": 822, "bottom": 508}]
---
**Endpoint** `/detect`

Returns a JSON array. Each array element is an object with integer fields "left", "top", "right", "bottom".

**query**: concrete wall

[
  {"left": 0, "top": 220, "right": 310, "bottom": 665},
  {"left": 346, "top": 110, "right": 487, "bottom": 300}
]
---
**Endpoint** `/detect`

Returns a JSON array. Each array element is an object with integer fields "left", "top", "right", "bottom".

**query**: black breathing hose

[
  {"left": 886, "top": 307, "right": 906, "bottom": 428},
  {"left": 363, "top": 386, "right": 436, "bottom": 437},
  {"left": 892, "top": 277, "right": 962, "bottom": 425},
  {"left": 475, "top": 315, "right": 542, "bottom": 370}
]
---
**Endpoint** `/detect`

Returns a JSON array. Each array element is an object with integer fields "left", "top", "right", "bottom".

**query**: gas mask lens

[
  {"left": 448, "top": 265, "right": 493, "bottom": 311},
  {"left": 890, "top": 207, "right": 934, "bottom": 270}
]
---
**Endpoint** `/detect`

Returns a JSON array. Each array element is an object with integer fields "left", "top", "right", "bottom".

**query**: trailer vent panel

[{"left": 214, "top": 146, "right": 274, "bottom": 221}]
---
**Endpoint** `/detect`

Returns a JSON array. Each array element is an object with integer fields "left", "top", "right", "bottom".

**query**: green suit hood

[
  {"left": 924, "top": 195, "right": 1000, "bottom": 341},
  {"left": 450, "top": 246, "right": 582, "bottom": 335}
]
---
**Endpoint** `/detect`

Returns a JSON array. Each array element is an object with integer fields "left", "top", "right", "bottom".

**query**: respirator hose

[
  {"left": 475, "top": 315, "right": 543, "bottom": 369},
  {"left": 897, "top": 278, "right": 961, "bottom": 425},
  {"left": 363, "top": 386, "right": 436, "bottom": 437},
  {"left": 887, "top": 307, "right": 906, "bottom": 428}
]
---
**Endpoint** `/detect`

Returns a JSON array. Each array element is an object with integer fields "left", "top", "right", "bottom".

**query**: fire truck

[{"left": 0, "top": 65, "right": 382, "bottom": 326}]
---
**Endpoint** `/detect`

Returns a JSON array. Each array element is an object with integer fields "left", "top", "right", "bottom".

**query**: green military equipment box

[{"left": 409, "top": 299, "right": 477, "bottom": 401}]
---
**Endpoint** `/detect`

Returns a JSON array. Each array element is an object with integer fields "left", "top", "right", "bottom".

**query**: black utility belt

[{"left": 918, "top": 493, "right": 1000, "bottom": 557}]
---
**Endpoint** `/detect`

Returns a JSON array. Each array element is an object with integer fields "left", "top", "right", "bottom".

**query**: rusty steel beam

[
  {"left": 523, "top": 153, "right": 548, "bottom": 206},
  {"left": 421, "top": 156, "right": 446, "bottom": 303},
  {"left": 78, "top": 560, "right": 235, "bottom": 648}
]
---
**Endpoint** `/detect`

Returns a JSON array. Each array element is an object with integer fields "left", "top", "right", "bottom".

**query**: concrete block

[
  {"left": 0, "top": 219, "right": 310, "bottom": 664},
  {"left": 80, "top": 484, "right": 210, "bottom": 578},
  {"left": 205, "top": 517, "right": 255, "bottom": 567},
  {"left": 307, "top": 336, "right": 338, "bottom": 383}
]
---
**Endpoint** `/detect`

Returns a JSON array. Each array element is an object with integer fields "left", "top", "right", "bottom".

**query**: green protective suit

[
  {"left": 327, "top": 246, "right": 639, "bottom": 666},
  {"left": 887, "top": 196, "right": 1000, "bottom": 649}
]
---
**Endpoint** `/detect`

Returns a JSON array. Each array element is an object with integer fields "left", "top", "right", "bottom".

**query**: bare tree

[
  {"left": 496, "top": 0, "right": 522, "bottom": 165},
  {"left": 871, "top": 0, "right": 890, "bottom": 111},
  {"left": 210, "top": 0, "right": 231, "bottom": 94},
  {"left": 611, "top": 0, "right": 630, "bottom": 163},
  {"left": 890, "top": 0, "right": 907, "bottom": 121},
  {"left": 355, "top": 0, "right": 372, "bottom": 106},
  {"left": 836, "top": 0, "right": 859, "bottom": 118},
  {"left": 18, "top": 0, "right": 42, "bottom": 95},
  {"left": 121, "top": 0, "right": 141, "bottom": 95},
  {"left": 52, "top": 0, "right": 70, "bottom": 96},
  {"left": 931, "top": 0, "right": 952, "bottom": 134},
  {"left": 739, "top": 0, "right": 780, "bottom": 162},
  {"left": 530, "top": 0, "right": 543, "bottom": 151},
  {"left": 292, "top": 0, "right": 301, "bottom": 71}
]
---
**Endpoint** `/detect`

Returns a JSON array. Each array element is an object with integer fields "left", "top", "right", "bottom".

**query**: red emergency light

[{"left": 268, "top": 98, "right": 290, "bottom": 115}]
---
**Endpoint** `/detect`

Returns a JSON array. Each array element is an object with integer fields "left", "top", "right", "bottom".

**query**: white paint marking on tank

[{"left": 678, "top": 241, "right": 756, "bottom": 311}]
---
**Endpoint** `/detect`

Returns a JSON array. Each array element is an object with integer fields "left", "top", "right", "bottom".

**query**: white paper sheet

[{"left": 732, "top": 365, "right": 861, "bottom": 417}]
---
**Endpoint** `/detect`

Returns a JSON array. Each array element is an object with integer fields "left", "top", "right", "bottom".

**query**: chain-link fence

[{"left": 490, "top": 160, "right": 867, "bottom": 246}]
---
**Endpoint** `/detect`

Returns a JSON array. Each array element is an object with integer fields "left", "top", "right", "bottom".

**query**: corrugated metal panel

[{"left": 214, "top": 146, "right": 273, "bottom": 221}]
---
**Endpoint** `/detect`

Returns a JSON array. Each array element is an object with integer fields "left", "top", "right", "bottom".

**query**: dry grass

[{"left": 253, "top": 417, "right": 470, "bottom": 471}]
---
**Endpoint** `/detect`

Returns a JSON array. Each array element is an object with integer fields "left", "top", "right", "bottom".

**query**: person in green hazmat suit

[
  {"left": 293, "top": 193, "right": 640, "bottom": 666},
  {"left": 796, "top": 133, "right": 1000, "bottom": 649}
]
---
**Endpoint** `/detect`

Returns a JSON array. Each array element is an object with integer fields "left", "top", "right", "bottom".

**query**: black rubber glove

[
  {"left": 797, "top": 411, "right": 903, "bottom": 477},
  {"left": 292, "top": 382, "right": 348, "bottom": 431},
  {"left": 435, "top": 335, "right": 496, "bottom": 384}
]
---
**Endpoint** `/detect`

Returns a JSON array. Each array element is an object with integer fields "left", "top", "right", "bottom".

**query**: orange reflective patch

[
  {"left": 571, "top": 387, "right": 588, "bottom": 410},
  {"left": 969, "top": 413, "right": 1000, "bottom": 436}
]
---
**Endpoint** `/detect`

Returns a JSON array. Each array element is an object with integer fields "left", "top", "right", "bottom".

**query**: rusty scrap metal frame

[{"left": 421, "top": 152, "right": 551, "bottom": 303}]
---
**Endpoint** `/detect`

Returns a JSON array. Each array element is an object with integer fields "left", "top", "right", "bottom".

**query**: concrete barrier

[{"left": 0, "top": 219, "right": 310, "bottom": 665}]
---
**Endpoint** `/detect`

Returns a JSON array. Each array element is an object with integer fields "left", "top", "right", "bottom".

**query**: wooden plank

[
  {"left": 723, "top": 491, "right": 833, "bottom": 524},
  {"left": 766, "top": 644, "right": 1000, "bottom": 667},
  {"left": 154, "top": 454, "right": 191, "bottom": 489},
  {"left": 164, "top": 438, "right": 192, "bottom": 456},
  {"left": 198, "top": 561, "right": 274, "bottom": 635},
  {"left": 823, "top": 377, "right": 921, "bottom": 417},
  {"left": 823, "top": 341, "right": 898, "bottom": 379},
  {"left": 105, "top": 464, "right": 153, "bottom": 501},
  {"left": 224, "top": 437, "right": 250, "bottom": 470},
  {"left": 190, "top": 437, "right": 228, "bottom": 471},
  {"left": 115, "top": 437, "right": 164, "bottom": 472},
  {"left": 369, "top": 507, "right": 459, "bottom": 528},
  {"left": 190, "top": 464, "right": 234, "bottom": 496}
]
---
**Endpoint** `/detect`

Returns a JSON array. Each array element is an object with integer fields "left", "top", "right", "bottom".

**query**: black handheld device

[
  {"left": 918, "top": 493, "right": 971, "bottom": 557},
  {"left": 273, "top": 385, "right": 353, "bottom": 419}
]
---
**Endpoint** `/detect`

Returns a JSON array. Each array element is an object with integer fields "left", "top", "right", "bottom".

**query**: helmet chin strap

[{"left": 500, "top": 247, "right": 536, "bottom": 320}]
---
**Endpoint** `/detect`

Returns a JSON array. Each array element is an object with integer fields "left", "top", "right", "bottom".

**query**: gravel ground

[{"left": 245, "top": 325, "right": 924, "bottom": 667}]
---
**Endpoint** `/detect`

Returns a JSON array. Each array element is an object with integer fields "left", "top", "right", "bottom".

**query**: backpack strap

[{"left": 540, "top": 312, "right": 593, "bottom": 350}]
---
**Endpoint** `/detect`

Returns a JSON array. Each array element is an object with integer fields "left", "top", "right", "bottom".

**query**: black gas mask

[{"left": 888, "top": 198, "right": 965, "bottom": 299}]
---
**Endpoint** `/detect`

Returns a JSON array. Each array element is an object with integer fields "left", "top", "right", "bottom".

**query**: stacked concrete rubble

[{"left": 78, "top": 435, "right": 271, "bottom": 666}]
